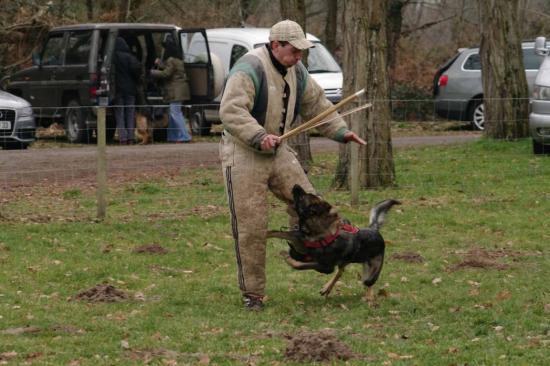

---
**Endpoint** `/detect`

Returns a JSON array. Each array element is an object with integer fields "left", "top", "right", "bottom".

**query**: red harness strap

[{"left": 303, "top": 223, "right": 359, "bottom": 249}]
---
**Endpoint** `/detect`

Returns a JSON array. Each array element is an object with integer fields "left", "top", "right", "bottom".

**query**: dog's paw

[{"left": 319, "top": 285, "right": 333, "bottom": 297}]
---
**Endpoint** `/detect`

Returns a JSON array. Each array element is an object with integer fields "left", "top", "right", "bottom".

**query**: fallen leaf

[
  {"left": 495, "top": 291, "right": 512, "bottom": 301},
  {"left": 198, "top": 354, "right": 210, "bottom": 365},
  {"left": 0, "top": 351, "right": 18, "bottom": 361},
  {"left": 1, "top": 326, "right": 41, "bottom": 335},
  {"left": 432, "top": 277, "right": 442, "bottom": 285}
]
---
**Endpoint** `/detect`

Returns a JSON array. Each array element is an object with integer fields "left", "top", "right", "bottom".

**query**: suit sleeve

[
  {"left": 219, "top": 71, "right": 267, "bottom": 149},
  {"left": 299, "top": 76, "right": 349, "bottom": 142}
]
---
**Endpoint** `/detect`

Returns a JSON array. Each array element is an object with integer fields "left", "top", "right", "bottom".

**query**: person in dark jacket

[
  {"left": 150, "top": 37, "right": 191, "bottom": 143},
  {"left": 113, "top": 37, "right": 141, "bottom": 144}
]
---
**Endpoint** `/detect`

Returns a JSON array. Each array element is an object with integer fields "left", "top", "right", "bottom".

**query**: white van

[{"left": 186, "top": 27, "right": 343, "bottom": 135}]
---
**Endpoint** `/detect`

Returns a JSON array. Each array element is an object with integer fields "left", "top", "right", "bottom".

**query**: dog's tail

[{"left": 368, "top": 199, "right": 401, "bottom": 231}]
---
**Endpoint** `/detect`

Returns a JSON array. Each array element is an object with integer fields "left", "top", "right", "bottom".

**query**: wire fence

[{"left": 0, "top": 99, "right": 547, "bottom": 221}]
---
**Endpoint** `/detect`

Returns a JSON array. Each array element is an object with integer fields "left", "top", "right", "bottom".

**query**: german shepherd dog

[{"left": 268, "top": 185, "right": 400, "bottom": 300}]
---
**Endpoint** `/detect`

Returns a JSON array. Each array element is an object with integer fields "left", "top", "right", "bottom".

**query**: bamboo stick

[
  {"left": 280, "top": 102, "right": 372, "bottom": 141},
  {"left": 279, "top": 88, "right": 365, "bottom": 140}
]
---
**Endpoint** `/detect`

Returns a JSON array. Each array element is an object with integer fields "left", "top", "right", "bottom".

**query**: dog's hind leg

[
  {"left": 279, "top": 251, "right": 324, "bottom": 270},
  {"left": 319, "top": 265, "right": 346, "bottom": 297}
]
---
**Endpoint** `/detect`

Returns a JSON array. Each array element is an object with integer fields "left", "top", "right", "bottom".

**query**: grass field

[{"left": 1, "top": 138, "right": 549, "bottom": 365}]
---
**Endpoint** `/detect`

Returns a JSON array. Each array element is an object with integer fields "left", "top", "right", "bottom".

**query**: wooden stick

[
  {"left": 279, "top": 88, "right": 365, "bottom": 140},
  {"left": 280, "top": 102, "right": 372, "bottom": 140}
]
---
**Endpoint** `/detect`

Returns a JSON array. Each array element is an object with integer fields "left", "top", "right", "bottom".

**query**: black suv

[{"left": 2, "top": 23, "right": 220, "bottom": 143}]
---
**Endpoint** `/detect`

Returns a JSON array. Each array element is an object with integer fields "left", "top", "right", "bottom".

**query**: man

[
  {"left": 113, "top": 37, "right": 142, "bottom": 144},
  {"left": 219, "top": 19, "right": 365, "bottom": 311}
]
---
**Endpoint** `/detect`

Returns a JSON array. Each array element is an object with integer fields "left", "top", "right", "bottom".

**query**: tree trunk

[
  {"left": 86, "top": 0, "right": 94, "bottom": 20},
  {"left": 480, "top": 0, "right": 529, "bottom": 139},
  {"left": 386, "top": 0, "right": 407, "bottom": 75},
  {"left": 324, "top": 0, "right": 338, "bottom": 54},
  {"left": 334, "top": 0, "right": 395, "bottom": 189},
  {"left": 239, "top": 0, "right": 254, "bottom": 26},
  {"left": 280, "top": 0, "right": 313, "bottom": 172}
]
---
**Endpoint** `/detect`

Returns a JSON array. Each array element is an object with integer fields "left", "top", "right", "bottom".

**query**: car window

[
  {"left": 184, "top": 32, "right": 209, "bottom": 63},
  {"left": 230, "top": 45, "right": 248, "bottom": 69},
  {"left": 523, "top": 48, "right": 544, "bottom": 70},
  {"left": 41, "top": 34, "right": 65, "bottom": 66},
  {"left": 463, "top": 53, "right": 481, "bottom": 70},
  {"left": 307, "top": 42, "right": 341, "bottom": 73},
  {"left": 65, "top": 31, "right": 92, "bottom": 65}
]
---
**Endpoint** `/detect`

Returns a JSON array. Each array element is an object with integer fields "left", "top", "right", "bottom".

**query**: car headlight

[
  {"left": 533, "top": 85, "right": 550, "bottom": 100},
  {"left": 18, "top": 106, "right": 34, "bottom": 118}
]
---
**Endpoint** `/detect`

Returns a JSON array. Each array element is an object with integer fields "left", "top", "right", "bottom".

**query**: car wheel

[
  {"left": 64, "top": 99, "right": 91, "bottom": 143},
  {"left": 190, "top": 111, "right": 211, "bottom": 136},
  {"left": 532, "top": 139, "right": 548, "bottom": 155},
  {"left": 469, "top": 100, "right": 484, "bottom": 130}
]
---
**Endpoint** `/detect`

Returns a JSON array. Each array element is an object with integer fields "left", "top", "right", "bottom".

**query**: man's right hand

[{"left": 260, "top": 134, "right": 281, "bottom": 151}]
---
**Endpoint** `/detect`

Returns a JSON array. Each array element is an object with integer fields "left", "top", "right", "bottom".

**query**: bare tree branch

[{"left": 401, "top": 14, "right": 456, "bottom": 37}]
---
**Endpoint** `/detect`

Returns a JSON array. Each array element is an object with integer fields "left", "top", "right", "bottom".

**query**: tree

[
  {"left": 324, "top": 0, "right": 338, "bottom": 55},
  {"left": 334, "top": 0, "right": 395, "bottom": 189},
  {"left": 479, "top": 0, "right": 529, "bottom": 139},
  {"left": 279, "top": 0, "right": 313, "bottom": 172}
]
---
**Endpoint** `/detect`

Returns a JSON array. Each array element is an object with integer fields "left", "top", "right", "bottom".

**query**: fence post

[
  {"left": 96, "top": 99, "right": 108, "bottom": 220},
  {"left": 350, "top": 118, "right": 359, "bottom": 206}
]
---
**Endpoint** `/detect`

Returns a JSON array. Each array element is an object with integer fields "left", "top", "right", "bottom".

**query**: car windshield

[{"left": 307, "top": 42, "right": 341, "bottom": 73}]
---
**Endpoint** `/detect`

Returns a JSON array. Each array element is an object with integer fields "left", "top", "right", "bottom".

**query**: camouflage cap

[{"left": 269, "top": 19, "right": 314, "bottom": 50}]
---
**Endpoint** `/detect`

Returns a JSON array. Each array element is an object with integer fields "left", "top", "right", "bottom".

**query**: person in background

[
  {"left": 113, "top": 37, "right": 141, "bottom": 144},
  {"left": 150, "top": 37, "right": 192, "bottom": 143},
  {"left": 219, "top": 19, "right": 365, "bottom": 311}
]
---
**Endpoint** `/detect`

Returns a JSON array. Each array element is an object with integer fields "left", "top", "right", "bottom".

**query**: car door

[
  {"left": 179, "top": 29, "right": 217, "bottom": 102},
  {"left": 523, "top": 47, "right": 545, "bottom": 94},
  {"left": 56, "top": 30, "right": 94, "bottom": 105},
  {"left": 27, "top": 32, "right": 66, "bottom": 118}
]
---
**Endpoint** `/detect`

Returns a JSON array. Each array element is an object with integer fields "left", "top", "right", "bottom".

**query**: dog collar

[{"left": 303, "top": 223, "right": 359, "bottom": 249}]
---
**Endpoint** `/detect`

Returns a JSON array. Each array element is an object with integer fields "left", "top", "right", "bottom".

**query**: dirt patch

[
  {"left": 73, "top": 284, "right": 129, "bottom": 303},
  {"left": 448, "top": 258, "right": 509, "bottom": 271},
  {"left": 447, "top": 247, "right": 520, "bottom": 272},
  {"left": 391, "top": 251, "right": 424, "bottom": 263},
  {"left": 132, "top": 243, "right": 169, "bottom": 254},
  {"left": 284, "top": 330, "right": 358, "bottom": 363}
]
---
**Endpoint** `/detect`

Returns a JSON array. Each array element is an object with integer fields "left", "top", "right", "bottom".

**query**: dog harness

[{"left": 303, "top": 223, "right": 359, "bottom": 249}]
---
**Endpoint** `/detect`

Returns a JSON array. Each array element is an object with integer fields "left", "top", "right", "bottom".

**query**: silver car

[
  {"left": 0, "top": 90, "right": 36, "bottom": 149},
  {"left": 529, "top": 36, "right": 550, "bottom": 154},
  {"left": 433, "top": 42, "right": 543, "bottom": 130}
]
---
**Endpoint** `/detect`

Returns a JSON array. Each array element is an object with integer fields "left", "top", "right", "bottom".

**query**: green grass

[{"left": 1, "top": 138, "right": 549, "bottom": 365}]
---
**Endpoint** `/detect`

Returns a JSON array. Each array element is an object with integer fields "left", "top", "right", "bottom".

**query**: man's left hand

[{"left": 344, "top": 131, "right": 366, "bottom": 145}]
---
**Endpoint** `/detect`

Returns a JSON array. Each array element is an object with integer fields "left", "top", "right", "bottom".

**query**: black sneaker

[{"left": 243, "top": 295, "right": 264, "bottom": 311}]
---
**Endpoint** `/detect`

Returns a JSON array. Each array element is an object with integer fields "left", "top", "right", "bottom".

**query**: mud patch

[
  {"left": 284, "top": 330, "right": 357, "bottom": 363},
  {"left": 391, "top": 251, "right": 424, "bottom": 263},
  {"left": 448, "top": 247, "right": 518, "bottom": 271},
  {"left": 73, "top": 284, "right": 129, "bottom": 303},
  {"left": 133, "top": 243, "right": 168, "bottom": 254},
  {"left": 449, "top": 258, "right": 509, "bottom": 271}
]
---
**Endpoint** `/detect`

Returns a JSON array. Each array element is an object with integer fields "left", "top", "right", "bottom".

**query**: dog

[
  {"left": 135, "top": 111, "right": 151, "bottom": 144},
  {"left": 267, "top": 184, "right": 400, "bottom": 300},
  {"left": 135, "top": 110, "right": 169, "bottom": 144}
]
